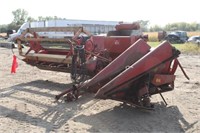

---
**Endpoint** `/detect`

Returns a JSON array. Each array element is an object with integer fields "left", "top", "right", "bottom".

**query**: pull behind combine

[{"left": 16, "top": 22, "right": 189, "bottom": 110}]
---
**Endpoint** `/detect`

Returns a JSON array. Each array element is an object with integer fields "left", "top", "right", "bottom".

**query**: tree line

[
  {"left": 0, "top": 9, "right": 66, "bottom": 33},
  {"left": 0, "top": 8, "right": 200, "bottom": 33},
  {"left": 149, "top": 22, "right": 200, "bottom": 32}
]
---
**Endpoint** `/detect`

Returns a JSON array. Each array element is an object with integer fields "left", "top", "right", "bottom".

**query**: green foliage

[
  {"left": 0, "top": 8, "right": 66, "bottom": 33},
  {"left": 164, "top": 22, "right": 200, "bottom": 31},
  {"left": 12, "top": 9, "right": 28, "bottom": 26},
  {"left": 0, "top": 8, "right": 200, "bottom": 35},
  {"left": 147, "top": 41, "right": 160, "bottom": 47},
  {"left": 149, "top": 25, "right": 163, "bottom": 32},
  {"left": 7, "top": 23, "right": 20, "bottom": 31},
  {"left": 0, "top": 24, "right": 8, "bottom": 32},
  {"left": 27, "top": 17, "right": 36, "bottom": 22},
  {"left": 38, "top": 16, "right": 66, "bottom": 21},
  {"left": 149, "top": 22, "right": 200, "bottom": 32},
  {"left": 138, "top": 20, "right": 149, "bottom": 32},
  {"left": 0, "top": 9, "right": 29, "bottom": 32},
  {"left": 177, "top": 43, "right": 200, "bottom": 54}
]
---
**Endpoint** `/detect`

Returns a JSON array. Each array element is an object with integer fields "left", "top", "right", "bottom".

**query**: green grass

[
  {"left": 148, "top": 41, "right": 160, "bottom": 47},
  {"left": 148, "top": 41, "right": 200, "bottom": 54}
]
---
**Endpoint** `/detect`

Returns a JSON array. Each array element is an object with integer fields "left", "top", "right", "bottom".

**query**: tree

[
  {"left": 164, "top": 22, "right": 200, "bottom": 31},
  {"left": 38, "top": 16, "right": 64, "bottom": 21},
  {"left": 138, "top": 20, "right": 149, "bottom": 32},
  {"left": 38, "top": 16, "right": 45, "bottom": 21},
  {"left": 12, "top": 9, "right": 28, "bottom": 26},
  {"left": 164, "top": 23, "right": 178, "bottom": 31},
  {"left": 0, "top": 25, "right": 8, "bottom": 33},
  {"left": 149, "top": 25, "right": 163, "bottom": 32},
  {"left": 27, "top": 17, "right": 36, "bottom": 22},
  {"left": 7, "top": 23, "right": 19, "bottom": 31}
]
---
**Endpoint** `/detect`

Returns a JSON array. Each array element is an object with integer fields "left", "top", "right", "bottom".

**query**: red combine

[{"left": 16, "top": 22, "right": 189, "bottom": 110}]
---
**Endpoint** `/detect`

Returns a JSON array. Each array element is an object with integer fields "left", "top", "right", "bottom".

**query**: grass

[
  {"left": 144, "top": 32, "right": 158, "bottom": 42},
  {"left": 148, "top": 41, "right": 200, "bottom": 54},
  {"left": 145, "top": 31, "right": 200, "bottom": 54}
]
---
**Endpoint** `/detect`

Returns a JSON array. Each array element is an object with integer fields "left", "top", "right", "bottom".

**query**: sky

[{"left": 0, "top": 0, "right": 199, "bottom": 26}]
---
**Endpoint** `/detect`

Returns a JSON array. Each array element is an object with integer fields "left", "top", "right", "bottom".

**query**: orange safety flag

[{"left": 11, "top": 55, "right": 18, "bottom": 73}]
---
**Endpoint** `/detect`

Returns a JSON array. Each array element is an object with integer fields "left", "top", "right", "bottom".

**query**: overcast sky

[{"left": 0, "top": 0, "right": 199, "bottom": 26}]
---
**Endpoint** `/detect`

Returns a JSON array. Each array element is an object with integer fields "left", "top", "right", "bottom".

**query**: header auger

[{"left": 16, "top": 22, "right": 189, "bottom": 110}]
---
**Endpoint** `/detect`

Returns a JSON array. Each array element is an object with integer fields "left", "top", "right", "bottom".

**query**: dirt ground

[{"left": 0, "top": 47, "right": 199, "bottom": 133}]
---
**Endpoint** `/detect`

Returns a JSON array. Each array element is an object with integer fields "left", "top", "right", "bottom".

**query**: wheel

[{"left": 11, "top": 43, "right": 16, "bottom": 48}]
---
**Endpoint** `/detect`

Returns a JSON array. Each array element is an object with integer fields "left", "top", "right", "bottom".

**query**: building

[{"left": 30, "top": 19, "right": 119, "bottom": 34}]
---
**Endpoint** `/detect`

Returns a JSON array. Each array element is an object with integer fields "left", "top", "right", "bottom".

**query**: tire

[{"left": 11, "top": 43, "right": 16, "bottom": 48}]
